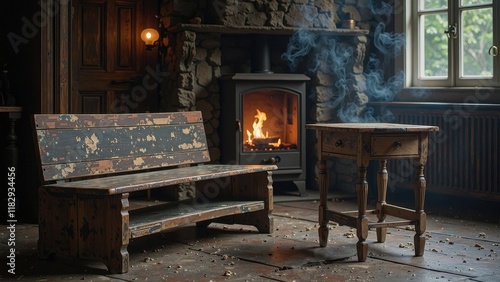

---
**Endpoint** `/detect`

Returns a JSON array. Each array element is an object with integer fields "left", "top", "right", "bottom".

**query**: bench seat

[{"left": 44, "top": 164, "right": 277, "bottom": 194}]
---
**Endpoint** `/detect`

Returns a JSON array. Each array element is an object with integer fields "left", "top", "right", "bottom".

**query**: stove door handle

[
  {"left": 262, "top": 156, "right": 281, "bottom": 164},
  {"left": 237, "top": 120, "right": 242, "bottom": 132}
]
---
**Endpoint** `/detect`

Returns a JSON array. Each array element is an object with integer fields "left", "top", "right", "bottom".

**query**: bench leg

[
  {"left": 195, "top": 171, "right": 274, "bottom": 233},
  {"left": 38, "top": 188, "right": 131, "bottom": 273},
  {"left": 77, "top": 193, "right": 131, "bottom": 273},
  {"left": 231, "top": 171, "right": 274, "bottom": 233},
  {"left": 38, "top": 188, "right": 77, "bottom": 260}
]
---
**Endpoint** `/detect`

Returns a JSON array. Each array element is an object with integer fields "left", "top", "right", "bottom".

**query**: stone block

[
  {"left": 177, "top": 88, "right": 196, "bottom": 108},
  {"left": 266, "top": 1, "right": 279, "bottom": 12},
  {"left": 178, "top": 73, "right": 194, "bottom": 89},
  {"left": 352, "top": 74, "right": 366, "bottom": 92},
  {"left": 315, "top": 0, "right": 335, "bottom": 13},
  {"left": 247, "top": 12, "right": 268, "bottom": 26},
  {"left": 195, "top": 47, "right": 208, "bottom": 61},
  {"left": 316, "top": 71, "right": 334, "bottom": 86},
  {"left": 355, "top": 91, "right": 369, "bottom": 106},
  {"left": 223, "top": 14, "right": 247, "bottom": 26},
  {"left": 317, "top": 13, "right": 336, "bottom": 29},
  {"left": 241, "top": 2, "right": 257, "bottom": 13},
  {"left": 268, "top": 11, "right": 285, "bottom": 27},
  {"left": 284, "top": 4, "right": 309, "bottom": 27},
  {"left": 314, "top": 103, "right": 337, "bottom": 122},
  {"left": 194, "top": 83, "right": 209, "bottom": 98},
  {"left": 315, "top": 86, "right": 334, "bottom": 103},
  {"left": 209, "top": 48, "right": 222, "bottom": 65},
  {"left": 196, "top": 60, "right": 213, "bottom": 87},
  {"left": 197, "top": 99, "right": 214, "bottom": 119},
  {"left": 176, "top": 41, "right": 196, "bottom": 72}
]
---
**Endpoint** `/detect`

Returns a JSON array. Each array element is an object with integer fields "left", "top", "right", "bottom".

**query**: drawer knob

[
  {"left": 335, "top": 140, "right": 343, "bottom": 147},
  {"left": 394, "top": 141, "right": 402, "bottom": 148}
]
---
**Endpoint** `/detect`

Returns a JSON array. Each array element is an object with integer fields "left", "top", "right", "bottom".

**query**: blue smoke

[
  {"left": 362, "top": 22, "right": 405, "bottom": 107},
  {"left": 364, "top": 56, "right": 404, "bottom": 102},
  {"left": 283, "top": 0, "right": 406, "bottom": 123},
  {"left": 367, "top": 0, "right": 393, "bottom": 18},
  {"left": 326, "top": 39, "right": 353, "bottom": 109},
  {"left": 282, "top": 30, "right": 317, "bottom": 71},
  {"left": 373, "top": 22, "right": 405, "bottom": 56},
  {"left": 283, "top": 32, "right": 354, "bottom": 110}
]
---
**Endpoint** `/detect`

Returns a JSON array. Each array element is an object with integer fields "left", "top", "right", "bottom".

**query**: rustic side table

[{"left": 305, "top": 123, "right": 439, "bottom": 262}]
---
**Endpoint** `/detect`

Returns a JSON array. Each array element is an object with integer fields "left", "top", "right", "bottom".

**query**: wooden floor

[{"left": 1, "top": 189, "right": 500, "bottom": 282}]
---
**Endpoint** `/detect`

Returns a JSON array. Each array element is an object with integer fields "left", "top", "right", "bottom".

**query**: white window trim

[{"left": 400, "top": 1, "right": 500, "bottom": 89}]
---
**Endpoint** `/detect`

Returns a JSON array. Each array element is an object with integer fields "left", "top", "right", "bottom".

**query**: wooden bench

[{"left": 33, "top": 111, "right": 277, "bottom": 273}]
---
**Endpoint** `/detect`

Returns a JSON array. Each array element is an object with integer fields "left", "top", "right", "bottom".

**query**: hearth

[{"left": 219, "top": 73, "right": 309, "bottom": 195}]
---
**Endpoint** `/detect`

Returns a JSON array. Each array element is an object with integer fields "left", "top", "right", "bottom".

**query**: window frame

[{"left": 405, "top": 1, "right": 500, "bottom": 88}]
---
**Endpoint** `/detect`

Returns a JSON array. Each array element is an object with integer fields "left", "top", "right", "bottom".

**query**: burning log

[{"left": 251, "top": 137, "right": 279, "bottom": 145}]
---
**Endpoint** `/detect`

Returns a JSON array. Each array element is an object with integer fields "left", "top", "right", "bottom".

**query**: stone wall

[
  {"left": 159, "top": 0, "right": 381, "bottom": 195},
  {"left": 205, "top": 0, "right": 337, "bottom": 29}
]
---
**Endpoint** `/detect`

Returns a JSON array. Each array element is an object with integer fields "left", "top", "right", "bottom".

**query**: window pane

[
  {"left": 421, "top": 13, "right": 449, "bottom": 78},
  {"left": 461, "top": 0, "right": 492, "bottom": 7},
  {"left": 421, "top": 0, "right": 447, "bottom": 10},
  {"left": 461, "top": 8, "right": 493, "bottom": 77}
]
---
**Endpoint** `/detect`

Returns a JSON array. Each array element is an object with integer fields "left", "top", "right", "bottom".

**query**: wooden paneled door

[{"left": 72, "top": 0, "right": 158, "bottom": 114}]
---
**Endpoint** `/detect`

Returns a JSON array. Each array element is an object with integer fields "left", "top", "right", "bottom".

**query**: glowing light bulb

[{"left": 140, "top": 28, "right": 159, "bottom": 46}]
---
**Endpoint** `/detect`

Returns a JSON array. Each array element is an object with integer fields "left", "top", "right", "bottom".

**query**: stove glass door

[{"left": 242, "top": 89, "right": 299, "bottom": 153}]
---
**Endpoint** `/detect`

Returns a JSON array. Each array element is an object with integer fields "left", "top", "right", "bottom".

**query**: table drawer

[
  {"left": 321, "top": 131, "right": 358, "bottom": 157},
  {"left": 371, "top": 135, "right": 419, "bottom": 157}
]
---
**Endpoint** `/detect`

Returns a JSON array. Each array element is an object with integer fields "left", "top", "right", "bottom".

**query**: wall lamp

[{"left": 140, "top": 16, "right": 167, "bottom": 54}]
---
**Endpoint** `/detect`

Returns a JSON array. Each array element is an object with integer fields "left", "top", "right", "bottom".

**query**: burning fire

[
  {"left": 247, "top": 109, "right": 266, "bottom": 141},
  {"left": 246, "top": 109, "right": 281, "bottom": 146}
]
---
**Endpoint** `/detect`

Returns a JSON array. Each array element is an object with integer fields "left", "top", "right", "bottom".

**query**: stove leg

[{"left": 293, "top": 180, "right": 308, "bottom": 196}]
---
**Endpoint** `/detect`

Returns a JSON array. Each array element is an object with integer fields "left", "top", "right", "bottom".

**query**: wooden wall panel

[
  {"left": 81, "top": 4, "right": 105, "bottom": 68},
  {"left": 81, "top": 92, "right": 105, "bottom": 114},
  {"left": 117, "top": 5, "right": 134, "bottom": 69}
]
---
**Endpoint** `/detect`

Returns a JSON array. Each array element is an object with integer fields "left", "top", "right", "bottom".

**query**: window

[{"left": 407, "top": 0, "right": 499, "bottom": 87}]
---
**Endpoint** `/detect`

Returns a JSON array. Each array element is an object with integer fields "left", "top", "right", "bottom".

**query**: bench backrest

[{"left": 33, "top": 111, "right": 210, "bottom": 182}]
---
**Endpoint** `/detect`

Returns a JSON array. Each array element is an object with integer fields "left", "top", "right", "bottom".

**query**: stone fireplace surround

[{"left": 159, "top": 0, "right": 374, "bottom": 197}]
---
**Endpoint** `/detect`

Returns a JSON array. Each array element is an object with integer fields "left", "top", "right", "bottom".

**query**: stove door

[{"left": 241, "top": 89, "right": 299, "bottom": 151}]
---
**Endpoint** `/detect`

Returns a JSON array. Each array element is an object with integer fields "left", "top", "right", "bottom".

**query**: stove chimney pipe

[{"left": 251, "top": 35, "right": 273, "bottom": 74}]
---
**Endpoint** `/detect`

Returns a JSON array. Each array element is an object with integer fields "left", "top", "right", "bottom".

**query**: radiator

[{"left": 382, "top": 104, "right": 500, "bottom": 201}]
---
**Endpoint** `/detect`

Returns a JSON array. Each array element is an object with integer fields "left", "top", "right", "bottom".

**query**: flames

[
  {"left": 247, "top": 109, "right": 266, "bottom": 141},
  {"left": 246, "top": 109, "right": 281, "bottom": 146}
]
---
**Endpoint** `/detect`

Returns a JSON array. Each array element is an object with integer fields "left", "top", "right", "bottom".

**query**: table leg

[
  {"left": 356, "top": 165, "right": 369, "bottom": 262},
  {"left": 4, "top": 112, "right": 20, "bottom": 168},
  {"left": 376, "top": 160, "right": 388, "bottom": 243},
  {"left": 318, "top": 159, "right": 329, "bottom": 247},
  {"left": 414, "top": 164, "right": 426, "bottom": 256}
]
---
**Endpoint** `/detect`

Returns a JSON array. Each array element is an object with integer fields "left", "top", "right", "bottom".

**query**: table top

[
  {"left": 0, "top": 106, "right": 22, "bottom": 113},
  {"left": 306, "top": 123, "right": 439, "bottom": 133}
]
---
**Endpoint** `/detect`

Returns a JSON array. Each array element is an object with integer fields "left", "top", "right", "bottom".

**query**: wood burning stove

[{"left": 219, "top": 73, "right": 309, "bottom": 195}]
